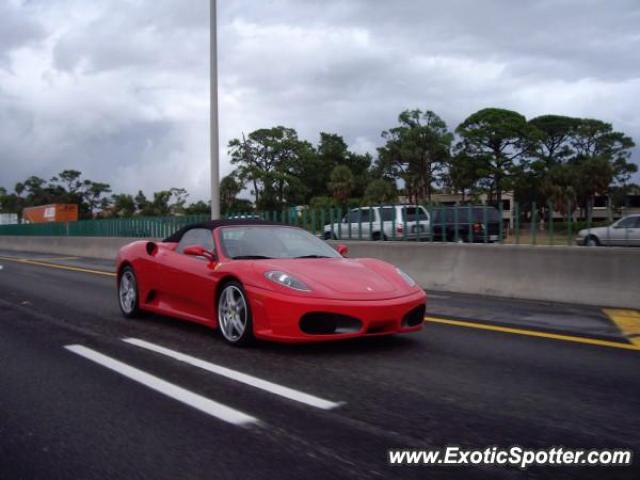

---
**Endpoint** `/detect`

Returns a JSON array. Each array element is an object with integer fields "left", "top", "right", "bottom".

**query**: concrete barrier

[
  {"left": 0, "top": 235, "right": 638, "bottom": 308},
  {"left": 331, "top": 241, "right": 640, "bottom": 309},
  {"left": 0, "top": 235, "right": 140, "bottom": 261}
]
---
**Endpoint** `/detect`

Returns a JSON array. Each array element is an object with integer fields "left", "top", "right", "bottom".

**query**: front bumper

[{"left": 245, "top": 286, "right": 427, "bottom": 343}]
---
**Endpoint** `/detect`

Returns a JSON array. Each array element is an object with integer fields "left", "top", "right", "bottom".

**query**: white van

[{"left": 323, "top": 205, "right": 431, "bottom": 241}]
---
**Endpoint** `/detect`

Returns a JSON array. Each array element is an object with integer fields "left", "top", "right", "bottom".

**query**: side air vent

[
  {"left": 145, "top": 290, "right": 157, "bottom": 304},
  {"left": 146, "top": 241, "right": 158, "bottom": 256}
]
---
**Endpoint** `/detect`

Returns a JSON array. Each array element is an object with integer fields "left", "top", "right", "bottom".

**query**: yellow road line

[
  {"left": 424, "top": 316, "right": 640, "bottom": 352},
  {"left": 0, "top": 255, "right": 115, "bottom": 277},
  {"left": 602, "top": 309, "right": 640, "bottom": 347},
  {"left": 35, "top": 256, "right": 80, "bottom": 261}
]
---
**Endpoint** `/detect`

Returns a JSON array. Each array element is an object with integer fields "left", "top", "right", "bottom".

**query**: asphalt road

[{"left": 0, "top": 251, "right": 639, "bottom": 479}]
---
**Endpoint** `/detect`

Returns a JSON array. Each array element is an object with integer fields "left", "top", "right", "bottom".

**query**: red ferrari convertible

[{"left": 116, "top": 220, "right": 426, "bottom": 345}]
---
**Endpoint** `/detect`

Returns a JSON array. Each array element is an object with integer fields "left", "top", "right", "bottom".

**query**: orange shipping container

[{"left": 22, "top": 204, "right": 79, "bottom": 224}]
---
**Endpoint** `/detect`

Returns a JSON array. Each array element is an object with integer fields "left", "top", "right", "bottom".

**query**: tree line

[
  {"left": 0, "top": 170, "right": 212, "bottom": 220},
  {"left": 1, "top": 107, "right": 637, "bottom": 220},
  {"left": 225, "top": 107, "right": 637, "bottom": 219}
]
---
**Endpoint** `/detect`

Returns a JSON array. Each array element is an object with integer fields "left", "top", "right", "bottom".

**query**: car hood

[{"left": 250, "top": 258, "right": 411, "bottom": 300}]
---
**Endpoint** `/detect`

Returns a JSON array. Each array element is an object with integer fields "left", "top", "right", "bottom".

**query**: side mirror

[
  {"left": 183, "top": 245, "right": 216, "bottom": 263},
  {"left": 336, "top": 244, "right": 348, "bottom": 256}
]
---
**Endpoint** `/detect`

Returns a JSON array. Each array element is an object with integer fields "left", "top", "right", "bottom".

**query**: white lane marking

[
  {"left": 123, "top": 337, "right": 343, "bottom": 410},
  {"left": 65, "top": 345, "right": 259, "bottom": 426},
  {"left": 0, "top": 265, "right": 3, "bottom": 271}
]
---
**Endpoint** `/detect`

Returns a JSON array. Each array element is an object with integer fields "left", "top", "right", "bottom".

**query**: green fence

[
  {"left": 0, "top": 215, "right": 209, "bottom": 238},
  {"left": 226, "top": 205, "right": 505, "bottom": 243},
  {"left": 226, "top": 201, "right": 618, "bottom": 246},
  {"left": 0, "top": 202, "right": 622, "bottom": 246}
]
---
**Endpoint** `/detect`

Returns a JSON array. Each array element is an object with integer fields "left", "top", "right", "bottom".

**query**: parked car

[
  {"left": 430, "top": 206, "right": 502, "bottom": 243},
  {"left": 226, "top": 214, "right": 262, "bottom": 220},
  {"left": 576, "top": 214, "right": 640, "bottom": 246},
  {"left": 323, "top": 205, "right": 431, "bottom": 241}
]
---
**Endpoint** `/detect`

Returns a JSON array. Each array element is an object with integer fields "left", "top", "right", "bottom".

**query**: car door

[
  {"left": 629, "top": 216, "right": 640, "bottom": 247},
  {"left": 158, "top": 228, "right": 219, "bottom": 323},
  {"left": 609, "top": 217, "right": 637, "bottom": 246},
  {"left": 408, "top": 206, "right": 431, "bottom": 240},
  {"left": 361, "top": 208, "right": 376, "bottom": 240},
  {"left": 344, "top": 207, "right": 368, "bottom": 240},
  {"left": 378, "top": 206, "right": 396, "bottom": 239},
  {"left": 341, "top": 207, "right": 373, "bottom": 240}
]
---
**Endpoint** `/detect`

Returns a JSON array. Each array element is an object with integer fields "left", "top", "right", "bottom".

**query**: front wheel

[
  {"left": 323, "top": 231, "right": 337, "bottom": 240},
  {"left": 118, "top": 266, "right": 142, "bottom": 318},
  {"left": 585, "top": 235, "right": 600, "bottom": 247},
  {"left": 218, "top": 281, "right": 254, "bottom": 346}
]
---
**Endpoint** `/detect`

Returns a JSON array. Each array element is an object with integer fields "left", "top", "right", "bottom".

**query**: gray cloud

[
  {"left": 0, "top": 1, "right": 45, "bottom": 64},
  {"left": 0, "top": 0, "right": 638, "bottom": 202}
]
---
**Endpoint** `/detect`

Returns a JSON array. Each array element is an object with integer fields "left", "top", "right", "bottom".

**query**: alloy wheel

[
  {"left": 119, "top": 270, "right": 137, "bottom": 314},
  {"left": 218, "top": 285, "right": 248, "bottom": 342}
]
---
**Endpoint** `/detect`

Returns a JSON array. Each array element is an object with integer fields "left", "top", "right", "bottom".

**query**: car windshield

[{"left": 219, "top": 226, "right": 341, "bottom": 260}]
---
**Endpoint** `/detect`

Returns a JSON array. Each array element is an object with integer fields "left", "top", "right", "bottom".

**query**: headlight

[
  {"left": 264, "top": 271, "right": 311, "bottom": 292},
  {"left": 396, "top": 267, "right": 416, "bottom": 287}
]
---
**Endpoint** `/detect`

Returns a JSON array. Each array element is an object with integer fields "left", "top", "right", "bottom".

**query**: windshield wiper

[
  {"left": 294, "top": 254, "right": 331, "bottom": 259},
  {"left": 231, "top": 255, "right": 273, "bottom": 260}
]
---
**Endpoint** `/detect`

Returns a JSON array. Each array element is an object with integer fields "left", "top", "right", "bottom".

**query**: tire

[
  {"left": 118, "top": 266, "right": 142, "bottom": 318},
  {"left": 217, "top": 281, "right": 254, "bottom": 347},
  {"left": 585, "top": 235, "right": 600, "bottom": 247},
  {"left": 323, "top": 231, "right": 336, "bottom": 240},
  {"left": 371, "top": 232, "right": 387, "bottom": 241}
]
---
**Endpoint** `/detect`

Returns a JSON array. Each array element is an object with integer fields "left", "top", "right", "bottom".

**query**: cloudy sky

[{"left": 1, "top": 0, "right": 639, "bottom": 201}]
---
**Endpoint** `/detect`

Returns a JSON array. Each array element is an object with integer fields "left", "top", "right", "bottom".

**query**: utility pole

[{"left": 210, "top": 0, "right": 220, "bottom": 219}]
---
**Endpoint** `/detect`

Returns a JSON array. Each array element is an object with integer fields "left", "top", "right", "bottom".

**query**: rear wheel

[
  {"left": 118, "top": 266, "right": 141, "bottom": 318},
  {"left": 218, "top": 281, "right": 254, "bottom": 346},
  {"left": 371, "top": 232, "right": 387, "bottom": 241},
  {"left": 446, "top": 231, "right": 465, "bottom": 243}
]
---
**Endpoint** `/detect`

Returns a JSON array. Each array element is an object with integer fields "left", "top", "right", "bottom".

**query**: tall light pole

[{"left": 210, "top": 0, "right": 220, "bottom": 219}]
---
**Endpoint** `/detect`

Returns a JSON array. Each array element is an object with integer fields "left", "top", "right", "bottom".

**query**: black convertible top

[{"left": 162, "top": 219, "right": 283, "bottom": 243}]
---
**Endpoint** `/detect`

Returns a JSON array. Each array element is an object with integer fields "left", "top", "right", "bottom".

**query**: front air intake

[{"left": 299, "top": 313, "right": 362, "bottom": 335}]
